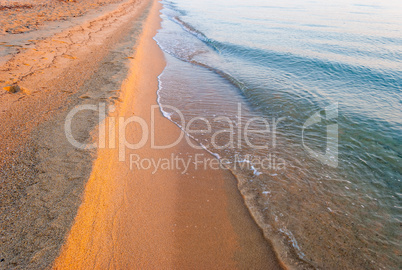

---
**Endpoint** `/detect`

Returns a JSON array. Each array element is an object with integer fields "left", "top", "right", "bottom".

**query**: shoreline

[{"left": 53, "top": 0, "right": 283, "bottom": 268}]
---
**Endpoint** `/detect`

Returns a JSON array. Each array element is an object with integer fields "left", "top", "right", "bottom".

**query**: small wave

[
  {"left": 166, "top": 14, "right": 221, "bottom": 52},
  {"left": 165, "top": 14, "right": 402, "bottom": 94},
  {"left": 153, "top": 32, "right": 252, "bottom": 104},
  {"left": 210, "top": 41, "right": 402, "bottom": 92},
  {"left": 161, "top": 0, "right": 187, "bottom": 16},
  {"left": 156, "top": 69, "right": 225, "bottom": 165},
  {"left": 171, "top": 16, "right": 209, "bottom": 43},
  {"left": 278, "top": 227, "right": 306, "bottom": 259}
]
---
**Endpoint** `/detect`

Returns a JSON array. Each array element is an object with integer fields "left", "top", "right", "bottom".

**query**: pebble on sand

[
  {"left": 3, "top": 84, "right": 31, "bottom": 94},
  {"left": 3, "top": 85, "right": 20, "bottom": 93}
]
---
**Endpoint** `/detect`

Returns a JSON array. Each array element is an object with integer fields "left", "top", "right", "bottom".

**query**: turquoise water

[{"left": 154, "top": 0, "right": 402, "bottom": 268}]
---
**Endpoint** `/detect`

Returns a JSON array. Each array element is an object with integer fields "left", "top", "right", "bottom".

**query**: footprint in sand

[
  {"left": 62, "top": 55, "right": 77, "bottom": 60},
  {"left": 52, "top": 40, "right": 69, "bottom": 44},
  {"left": 110, "top": 96, "right": 122, "bottom": 102}
]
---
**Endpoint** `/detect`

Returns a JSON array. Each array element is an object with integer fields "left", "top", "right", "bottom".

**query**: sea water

[{"left": 153, "top": 0, "right": 402, "bottom": 268}]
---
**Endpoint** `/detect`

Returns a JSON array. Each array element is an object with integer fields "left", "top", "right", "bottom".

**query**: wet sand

[{"left": 1, "top": 0, "right": 283, "bottom": 268}]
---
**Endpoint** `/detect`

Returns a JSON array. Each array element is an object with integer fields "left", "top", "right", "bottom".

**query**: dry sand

[
  {"left": 0, "top": 0, "right": 123, "bottom": 34},
  {"left": 1, "top": 0, "right": 151, "bottom": 268},
  {"left": 1, "top": 0, "right": 284, "bottom": 268}
]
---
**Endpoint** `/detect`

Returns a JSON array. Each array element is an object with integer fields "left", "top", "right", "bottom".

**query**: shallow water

[{"left": 154, "top": 0, "right": 402, "bottom": 268}]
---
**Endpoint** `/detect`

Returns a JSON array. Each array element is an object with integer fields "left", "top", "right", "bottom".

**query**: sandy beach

[
  {"left": 0, "top": 0, "right": 283, "bottom": 269},
  {"left": 0, "top": 0, "right": 123, "bottom": 35}
]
